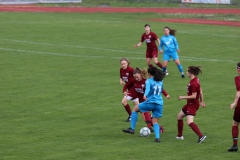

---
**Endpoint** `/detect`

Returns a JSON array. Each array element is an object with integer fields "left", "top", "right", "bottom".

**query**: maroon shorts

[
  {"left": 146, "top": 49, "right": 158, "bottom": 58},
  {"left": 182, "top": 103, "right": 200, "bottom": 116},
  {"left": 233, "top": 105, "right": 240, "bottom": 122}
]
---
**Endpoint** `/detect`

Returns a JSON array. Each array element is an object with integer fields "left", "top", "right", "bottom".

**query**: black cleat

[
  {"left": 122, "top": 128, "right": 135, "bottom": 134},
  {"left": 155, "top": 138, "right": 160, "bottom": 143},
  {"left": 181, "top": 74, "right": 185, "bottom": 78},
  {"left": 228, "top": 145, "right": 238, "bottom": 152},
  {"left": 198, "top": 135, "right": 206, "bottom": 143},
  {"left": 149, "top": 128, "right": 154, "bottom": 132},
  {"left": 125, "top": 116, "right": 131, "bottom": 122}
]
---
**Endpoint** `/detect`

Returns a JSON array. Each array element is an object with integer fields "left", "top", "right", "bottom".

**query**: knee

[
  {"left": 177, "top": 114, "right": 183, "bottom": 120},
  {"left": 121, "top": 99, "right": 127, "bottom": 106},
  {"left": 187, "top": 120, "right": 193, "bottom": 125},
  {"left": 133, "top": 106, "right": 139, "bottom": 112},
  {"left": 232, "top": 120, "right": 239, "bottom": 126}
]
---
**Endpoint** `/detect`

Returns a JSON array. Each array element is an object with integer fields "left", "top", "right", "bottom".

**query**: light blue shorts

[
  {"left": 139, "top": 101, "right": 163, "bottom": 118},
  {"left": 163, "top": 52, "right": 179, "bottom": 61}
]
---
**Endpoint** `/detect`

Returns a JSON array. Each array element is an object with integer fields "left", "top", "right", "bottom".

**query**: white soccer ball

[{"left": 140, "top": 127, "right": 151, "bottom": 137}]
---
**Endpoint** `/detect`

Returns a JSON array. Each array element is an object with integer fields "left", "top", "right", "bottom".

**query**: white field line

[{"left": 0, "top": 47, "right": 235, "bottom": 63}]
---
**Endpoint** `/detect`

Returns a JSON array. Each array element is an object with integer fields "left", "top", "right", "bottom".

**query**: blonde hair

[{"left": 133, "top": 67, "right": 148, "bottom": 79}]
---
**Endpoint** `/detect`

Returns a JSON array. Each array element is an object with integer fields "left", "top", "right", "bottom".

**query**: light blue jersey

[
  {"left": 144, "top": 77, "right": 163, "bottom": 105},
  {"left": 159, "top": 35, "right": 179, "bottom": 54}
]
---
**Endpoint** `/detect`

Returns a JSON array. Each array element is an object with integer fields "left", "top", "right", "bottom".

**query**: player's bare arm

[
  {"left": 230, "top": 91, "right": 240, "bottom": 110},
  {"left": 200, "top": 88, "right": 206, "bottom": 108},
  {"left": 178, "top": 92, "right": 197, "bottom": 100},
  {"left": 134, "top": 42, "right": 142, "bottom": 48},
  {"left": 120, "top": 78, "right": 125, "bottom": 85}
]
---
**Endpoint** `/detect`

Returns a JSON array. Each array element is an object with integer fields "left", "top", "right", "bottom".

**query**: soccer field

[{"left": 0, "top": 12, "right": 240, "bottom": 159}]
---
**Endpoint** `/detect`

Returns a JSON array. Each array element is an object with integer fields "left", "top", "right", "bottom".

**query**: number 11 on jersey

[{"left": 153, "top": 86, "right": 162, "bottom": 95}]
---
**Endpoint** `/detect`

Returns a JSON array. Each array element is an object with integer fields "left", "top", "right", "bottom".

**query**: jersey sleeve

[
  {"left": 190, "top": 82, "right": 199, "bottom": 93},
  {"left": 159, "top": 37, "right": 163, "bottom": 50},
  {"left": 235, "top": 76, "right": 240, "bottom": 91},
  {"left": 123, "top": 79, "right": 134, "bottom": 93},
  {"left": 173, "top": 36, "right": 179, "bottom": 50},
  {"left": 152, "top": 32, "right": 158, "bottom": 40},
  {"left": 162, "top": 89, "right": 168, "bottom": 97},
  {"left": 144, "top": 80, "right": 150, "bottom": 97},
  {"left": 140, "top": 34, "right": 144, "bottom": 42}
]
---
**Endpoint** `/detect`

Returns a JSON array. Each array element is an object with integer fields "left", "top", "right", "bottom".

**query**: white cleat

[{"left": 175, "top": 136, "right": 184, "bottom": 140}]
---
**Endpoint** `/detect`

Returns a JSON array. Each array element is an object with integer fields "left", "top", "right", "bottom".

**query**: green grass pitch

[{"left": 0, "top": 12, "right": 240, "bottom": 159}]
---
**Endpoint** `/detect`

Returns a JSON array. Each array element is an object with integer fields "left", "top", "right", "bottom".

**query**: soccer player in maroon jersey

[
  {"left": 228, "top": 62, "right": 240, "bottom": 152},
  {"left": 123, "top": 67, "right": 170, "bottom": 133},
  {"left": 134, "top": 24, "right": 163, "bottom": 70},
  {"left": 176, "top": 66, "right": 206, "bottom": 143},
  {"left": 120, "top": 58, "right": 134, "bottom": 122}
]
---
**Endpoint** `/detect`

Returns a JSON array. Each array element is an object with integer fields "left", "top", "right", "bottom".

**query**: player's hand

[
  {"left": 166, "top": 95, "right": 170, "bottom": 100},
  {"left": 134, "top": 44, "right": 138, "bottom": 48},
  {"left": 143, "top": 96, "right": 147, "bottom": 100},
  {"left": 230, "top": 103, "right": 236, "bottom": 110},
  {"left": 177, "top": 49, "right": 180, "bottom": 53},
  {"left": 159, "top": 50, "right": 163, "bottom": 54},
  {"left": 123, "top": 92, "right": 129, "bottom": 96},
  {"left": 120, "top": 81, "right": 125, "bottom": 85},
  {"left": 178, "top": 96, "right": 183, "bottom": 100},
  {"left": 201, "top": 102, "right": 206, "bottom": 108}
]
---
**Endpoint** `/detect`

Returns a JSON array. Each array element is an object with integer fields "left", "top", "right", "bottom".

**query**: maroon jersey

[
  {"left": 235, "top": 76, "right": 240, "bottom": 104},
  {"left": 187, "top": 77, "right": 201, "bottom": 104},
  {"left": 141, "top": 32, "right": 158, "bottom": 51},
  {"left": 123, "top": 79, "right": 146, "bottom": 101},
  {"left": 120, "top": 66, "right": 134, "bottom": 83}
]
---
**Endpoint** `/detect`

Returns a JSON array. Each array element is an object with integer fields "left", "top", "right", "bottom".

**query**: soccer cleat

[
  {"left": 175, "top": 136, "right": 184, "bottom": 140},
  {"left": 125, "top": 116, "right": 131, "bottom": 122},
  {"left": 198, "top": 135, "right": 206, "bottom": 143},
  {"left": 228, "top": 145, "right": 238, "bottom": 152},
  {"left": 149, "top": 127, "right": 154, "bottom": 132},
  {"left": 165, "top": 70, "right": 169, "bottom": 76},
  {"left": 122, "top": 128, "right": 135, "bottom": 134},
  {"left": 181, "top": 74, "right": 185, "bottom": 78},
  {"left": 155, "top": 138, "right": 160, "bottom": 143}
]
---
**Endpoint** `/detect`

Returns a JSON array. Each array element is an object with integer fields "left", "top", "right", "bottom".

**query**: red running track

[
  {"left": 0, "top": 6, "right": 239, "bottom": 26},
  {"left": 0, "top": 6, "right": 240, "bottom": 14}
]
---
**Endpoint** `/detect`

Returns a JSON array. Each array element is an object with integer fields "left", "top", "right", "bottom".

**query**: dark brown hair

[
  {"left": 148, "top": 67, "right": 164, "bottom": 81},
  {"left": 188, "top": 66, "right": 202, "bottom": 76},
  {"left": 237, "top": 62, "right": 240, "bottom": 69},
  {"left": 164, "top": 26, "right": 177, "bottom": 36}
]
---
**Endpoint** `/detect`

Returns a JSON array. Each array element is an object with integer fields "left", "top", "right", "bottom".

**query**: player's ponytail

[
  {"left": 148, "top": 67, "right": 164, "bottom": 82},
  {"left": 120, "top": 57, "right": 130, "bottom": 66},
  {"left": 165, "top": 26, "right": 177, "bottom": 36},
  {"left": 188, "top": 66, "right": 202, "bottom": 76}
]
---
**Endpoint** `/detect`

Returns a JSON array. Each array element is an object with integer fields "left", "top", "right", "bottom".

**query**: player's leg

[
  {"left": 143, "top": 112, "right": 154, "bottom": 132},
  {"left": 162, "top": 53, "right": 170, "bottom": 75},
  {"left": 152, "top": 50, "right": 162, "bottom": 69},
  {"left": 176, "top": 110, "right": 186, "bottom": 140},
  {"left": 228, "top": 109, "right": 240, "bottom": 151},
  {"left": 122, "top": 99, "right": 140, "bottom": 134},
  {"left": 121, "top": 96, "right": 132, "bottom": 122},
  {"left": 173, "top": 54, "right": 184, "bottom": 78},
  {"left": 152, "top": 103, "right": 162, "bottom": 142},
  {"left": 186, "top": 115, "right": 206, "bottom": 143},
  {"left": 146, "top": 51, "right": 154, "bottom": 67}
]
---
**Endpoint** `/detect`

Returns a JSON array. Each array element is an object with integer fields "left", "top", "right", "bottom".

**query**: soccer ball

[{"left": 140, "top": 127, "right": 151, "bottom": 137}]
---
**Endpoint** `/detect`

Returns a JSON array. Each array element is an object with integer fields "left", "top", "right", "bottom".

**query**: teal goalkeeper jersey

[
  {"left": 144, "top": 77, "right": 163, "bottom": 105},
  {"left": 159, "top": 35, "right": 179, "bottom": 53}
]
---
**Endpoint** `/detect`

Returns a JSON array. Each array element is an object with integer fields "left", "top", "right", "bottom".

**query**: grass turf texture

[{"left": 0, "top": 12, "right": 240, "bottom": 159}]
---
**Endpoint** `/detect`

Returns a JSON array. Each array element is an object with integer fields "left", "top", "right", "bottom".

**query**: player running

[
  {"left": 159, "top": 26, "right": 184, "bottom": 78},
  {"left": 228, "top": 62, "right": 240, "bottom": 152},
  {"left": 134, "top": 24, "right": 164, "bottom": 70},
  {"left": 123, "top": 67, "right": 167, "bottom": 142},
  {"left": 176, "top": 66, "right": 206, "bottom": 143},
  {"left": 120, "top": 58, "right": 134, "bottom": 122}
]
